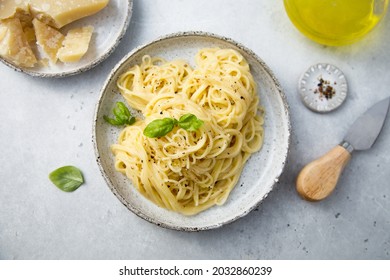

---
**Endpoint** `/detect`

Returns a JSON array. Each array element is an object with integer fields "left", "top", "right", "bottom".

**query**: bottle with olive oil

[{"left": 283, "top": 0, "right": 389, "bottom": 46}]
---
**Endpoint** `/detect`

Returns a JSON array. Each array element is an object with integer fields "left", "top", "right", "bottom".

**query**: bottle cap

[{"left": 298, "top": 63, "right": 348, "bottom": 113}]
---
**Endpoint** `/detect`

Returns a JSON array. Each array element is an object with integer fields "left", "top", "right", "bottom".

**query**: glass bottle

[{"left": 283, "top": 0, "right": 389, "bottom": 46}]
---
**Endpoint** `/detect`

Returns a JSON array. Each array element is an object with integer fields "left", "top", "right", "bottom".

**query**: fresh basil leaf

[
  {"left": 143, "top": 118, "right": 176, "bottom": 138},
  {"left": 127, "top": 116, "right": 136, "bottom": 125},
  {"left": 104, "top": 102, "right": 135, "bottom": 126},
  {"left": 103, "top": 115, "right": 122, "bottom": 126},
  {"left": 117, "top": 114, "right": 135, "bottom": 126},
  {"left": 143, "top": 114, "right": 203, "bottom": 138},
  {"left": 113, "top": 102, "right": 129, "bottom": 119},
  {"left": 178, "top": 113, "right": 204, "bottom": 131},
  {"left": 49, "top": 166, "right": 84, "bottom": 192},
  {"left": 117, "top": 102, "right": 130, "bottom": 116}
]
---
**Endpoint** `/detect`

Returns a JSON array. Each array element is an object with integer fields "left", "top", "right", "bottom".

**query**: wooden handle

[{"left": 296, "top": 145, "right": 351, "bottom": 201}]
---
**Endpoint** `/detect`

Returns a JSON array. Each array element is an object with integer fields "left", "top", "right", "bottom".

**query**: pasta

[{"left": 111, "top": 48, "right": 264, "bottom": 215}]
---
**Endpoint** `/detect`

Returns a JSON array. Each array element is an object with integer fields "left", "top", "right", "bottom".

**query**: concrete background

[{"left": 1, "top": 0, "right": 389, "bottom": 259}]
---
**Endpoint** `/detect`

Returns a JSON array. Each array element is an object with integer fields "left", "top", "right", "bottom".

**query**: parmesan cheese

[
  {"left": 0, "top": 25, "right": 7, "bottom": 41},
  {"left": 57, "top": 25, "right": 93, "bottom": 63},
  {"left": 29, "top": 0, "right": 109, "bottom": 28},
  {"left": 0, "top": 0, "right": 30, "bottom": 20},
  {"left": 33, "top": 18, "right": 64, "bottom": 63},
  {"left": 23, "top": 26, "right": 36, "bottom": 43},
  {"left": 0, "top": 18, "right": 37, "bottom": 67},
  {"left": 0, "top": 0, "right": 110, "bottom": 68}
]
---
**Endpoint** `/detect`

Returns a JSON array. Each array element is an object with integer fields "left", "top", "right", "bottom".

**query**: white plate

[
  {"left": 0, "top": 0, "right": 133, "bottom": 77},
  {"left": 93, "top": 32, "right": 291, "bottom": 231}
]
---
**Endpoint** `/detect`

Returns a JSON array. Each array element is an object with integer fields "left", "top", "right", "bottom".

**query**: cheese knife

[{"left": 296, "top": 96, "right": 390, "bottom": 201}]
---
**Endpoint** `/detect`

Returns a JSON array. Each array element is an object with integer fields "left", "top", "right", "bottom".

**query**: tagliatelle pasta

[{"left": 111, "top": 48, "right": 264, "bottom": 215}]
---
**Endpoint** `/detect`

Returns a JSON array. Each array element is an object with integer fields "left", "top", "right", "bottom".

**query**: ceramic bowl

[
  {"left": 93, "top": 31, "right": 291, "bottom": 231},
  {"left": 0, "top": 0, "right": 133, "bottom": 77}
]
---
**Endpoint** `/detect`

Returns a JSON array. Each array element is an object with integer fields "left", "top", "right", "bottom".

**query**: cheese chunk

[
  {"left": 0, "top": 0, "right": 29, "bottom": 20},
  {"left": 23, "top": 26, "right": 36, "bottom": 42},
  {"left": 0, "top": 0, "right": 33, "bottom": 28},
  {"left": 0, "top": 18, "right": 37, "bottom": 67},
  {"left": 0, "top": 25, "right": 7, "bottom": 41},
  {"left": 29, "top": 0, "right": 109, "bottom": 28},
  {"left": 57, "top": 25, "right": 93, "bottom": 63},
  {"left": 33, "top": 18, "right": 64, "bottom": 63}
]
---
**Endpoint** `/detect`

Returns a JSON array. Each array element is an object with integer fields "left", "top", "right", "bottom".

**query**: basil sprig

[
  {"left": 104, "top": 101, "right": 135, "bottom": 126},
  {"left": 143, "top": 113, "right": 204, "bottom": 138},
  {"left": 177, "top": 113, "right": 204, "bottom": 131},
  {"left": 49, "top": 166, "right": 84, "bottom": 192},
  {"left": 143, "top": 118, "right": 178, "bottom": 138}
]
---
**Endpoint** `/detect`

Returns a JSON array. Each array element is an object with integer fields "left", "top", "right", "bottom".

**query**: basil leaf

[
  {"left": 113, "top": 102, "right": 129, "bottom": 120},
  {"left": 103, "top": 115, "right": 122, "bottom": 126},
  {"left": 143, "top": 114, "right": 204, "bottom": 138},
  {"left": 123, "top": 115, "right": 136, "bottom": 125},
  {"left": 49, "top": 166, "right": 84, "bottom": 192},
  {"left": 104, "top": 102, "right": 135, "bottom": 126},
  {"left": 117, "top": 102, "right": 130, "bottom": 117},
  {"left": 178, "top": 113, "right": 204, "bottom": 131},
  {"left": 143, "top": 118, "right": 176, "bottom": 138}
]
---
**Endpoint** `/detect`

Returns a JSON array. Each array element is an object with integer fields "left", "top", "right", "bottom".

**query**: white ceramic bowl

[
  {"left": 93, "top": 32, "right": 291, "bottom": 231},
  {"left": 0, "top": 0, "right": 133, "bottom": 77}
]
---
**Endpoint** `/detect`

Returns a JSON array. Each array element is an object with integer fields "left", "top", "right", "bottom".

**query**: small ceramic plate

[
  {"left": 0, "top": 0, "right": 133, "bottom": 77},
  {"left": 298, "top": 63, "right": 348, "bottom": 113},
  {"left": 93, "top": 32, "right": 291, "bottom": 231}
]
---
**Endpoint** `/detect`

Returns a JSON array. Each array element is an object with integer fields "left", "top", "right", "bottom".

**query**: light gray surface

[{"left": 0, "top": 0, "right": 389, "bottom": 260}]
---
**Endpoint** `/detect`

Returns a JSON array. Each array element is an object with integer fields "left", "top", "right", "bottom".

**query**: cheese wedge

[
  {"left": 23, "top": 26, "right": 36, "bottom": 43},
  {"left": 57, "top": 25, "right": 93, "bottom": 63},
  {"left": 0, "top": 25, "right": 7, "bottom": 41},
  {"left": 0, "top": 0, "right": 29, "bottom": 20},
  {"left": 33, "top": 18, "right": 64, "bottom": 63},
  {"left": 0, "top": 1, "right": 33, "bottom": 29},
  {"left": 0, "top": 18, "right": 37, "bottom": 67},
  {"left": 1, "top": 0, "right": 109, "bottom": 68},
  {"left": 29, "top": 0, "right": 109, "bottom": 28}
]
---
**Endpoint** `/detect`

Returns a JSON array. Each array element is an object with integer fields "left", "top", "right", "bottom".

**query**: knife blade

[{"left": 296, "top": 96, "right": 390, "bottom": 201}]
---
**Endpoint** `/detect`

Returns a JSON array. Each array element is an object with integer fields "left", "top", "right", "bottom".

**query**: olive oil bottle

[{"left": 284, "top": 0, "right": 389, "bottom": 45}]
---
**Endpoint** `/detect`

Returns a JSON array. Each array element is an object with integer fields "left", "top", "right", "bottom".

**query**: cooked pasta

[{"left": 111, "top": 48, "right": 264, "bottom": 215}]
